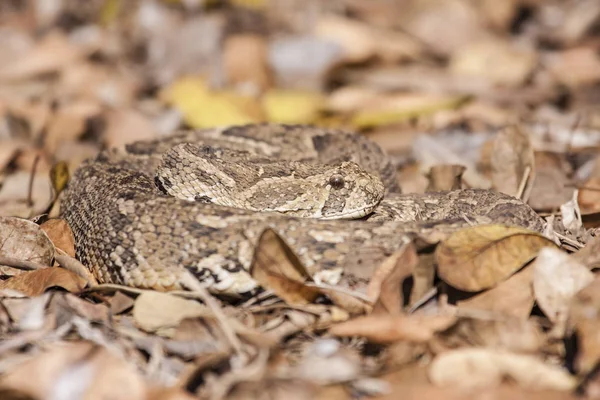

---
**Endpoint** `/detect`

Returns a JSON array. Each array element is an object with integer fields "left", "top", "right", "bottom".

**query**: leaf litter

[{"left": 0, "top": 1, "right": 600, "bottom": 399}]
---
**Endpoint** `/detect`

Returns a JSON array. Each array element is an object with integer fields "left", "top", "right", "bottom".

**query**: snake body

[{"left": 61, "top": 124, "right": 544, "bottom": 294}]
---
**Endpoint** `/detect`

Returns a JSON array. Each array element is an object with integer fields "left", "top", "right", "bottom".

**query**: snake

[{"left": 60, "top": 124, "right": 545, "bottom": 295}]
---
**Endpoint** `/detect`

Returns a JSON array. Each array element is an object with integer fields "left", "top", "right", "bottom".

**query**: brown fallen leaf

[
  {"left": 132, "top": 291, "right": 212, "bottom": 335},
  {"left": 40, "top": 219, "right": 75, "bottom": 258},
  {"left": 526, "top": 151, "right": 573, "bottom": 211},
  {"left": 570, "top": 277, "right": 600, "bottom": 374},
  {"left": 103, "top": 109, "right": 157, "bottom": 148},
  {"left": 491, "top": 125, "right": 535, "bottom": 199},
  {"left": 438, "top": 317, "right": 544, "bottom": 354},
  {"left": 0, "top": 31, "right": 87, "bottom": 81},
  {"left": 223, "top": 34, "right": 271, "bottom": 92},
  {"left": 572, "top": 235, "right": 600, "bottom": 269},
  {"left": 0, "top": 268, "right": 87, "bottom": 296},
  {"left": 449, "top": 37, "right": 537, "bottom": 86},
  {"left": 426, "top": 164, "right": 465, "bottom": 192},
  {"left": 329, "top": 313, "right": 456, "bottom": 344},
  {"left": 532, "top": 247, "right": 594, "bottom": 331},
  {"left": 436, "top": 225, "right": 556, "bottom": 292},
  {"left": 0, "top": 341, "right": 147, "bottom": 400},
  {"left": 250, "top": 228, "right": 320, "bottom": 306},
  {"left": 428, "top": 348, "right": 576, "bottom": 391},
  {"left": 457, "top": 266, "right": 535, "bottom": 319},
  {"left": 0, "top": 216, "right": 55, "bottom": 268},
  {"left": 367, "top": 243, "right": 418, "bottom": 315}
]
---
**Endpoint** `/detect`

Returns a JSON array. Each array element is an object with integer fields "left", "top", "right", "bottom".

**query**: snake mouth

[{"left": 320, "top": 202, "right": 380, "bottom": 220}]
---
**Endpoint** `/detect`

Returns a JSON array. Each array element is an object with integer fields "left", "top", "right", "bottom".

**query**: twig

[
  {"left": 407, "top": 286, "right": 438, "bottom": 314},
  {"left": 0, "top": 256, "right": 46, "bottom": 271},
  {"left": 55, "top": 253, "right": 98, "bottom": 287},
  {"left": 516, "top": 165, "right": 531, "bottom": 202},
  {"left": 553, "top": 232, "right": 584, "bottom": 249},
  {"left": 180, "top": 271, "right": 243, "bottom": 356},
  {"left": 304, "top": 282, "right": 373, "bottom": 303},
  {"left": 84, "top": 283, "right": 147, "bottom": 296},
  {"left": 26, "top": 154, "right": 40, "bottom": 208}
]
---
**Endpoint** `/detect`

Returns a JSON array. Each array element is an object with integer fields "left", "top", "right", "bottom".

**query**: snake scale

[{"left": 61, "top": 124, "right": 544, "bottom": 295}]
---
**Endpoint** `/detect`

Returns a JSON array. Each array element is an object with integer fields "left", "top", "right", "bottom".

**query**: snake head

[
  {"left": 316, "top": 161, "right": 385, "bottom": 219},
  {"left": 247, "top": 161, "right": 385, "bottom": 220}
]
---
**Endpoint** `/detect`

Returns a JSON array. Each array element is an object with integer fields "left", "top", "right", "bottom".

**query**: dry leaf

[
  {"left": 436, "top": 225, "right": 556, "bottom": 292},
  {"left": 572, "top": 235, "right": 600, "bottom": 269},
  {"left": 350, "top": 93, "right": 469, "bottom": 129},
  {"left": 570, "top": 277, "right": 600, "bottom": 374},
  {"left": 426, "top": 164, "right": 466, "bottom": 192},
  {"left": 262, "top": 90, "right": 324, "bottom": 124},
  {"left": 491, "top": 125, "right": 534, "bottom": 198},
  {"left": 0, "top": 216, "right": 55, "bottom": 267},
  {"left": 160, "top": 77, "right": 259, "bottom": 128},
  {"left": 533, "top": 247, "right": 593, "bottom": 327},
  {"left": 132, "top": 291, "right": 211, "bottom": 334},
  {"left": 0, "top": 341, "right": 147, "bottom": 400},
  {"left": 545, "top": 47, "right": 600, "bottom": 88},
  {"left": 315, "top": 15, "right": 422, "bottom": 63},
  {"left": 429, "top": 348, "right": 576, "bottom": 390},
  {"left": 368, "top": 243, "right": 418, "bottom": 315},
  {"left": 449, "top": 38, "right": 537, "bottom": 86},
  {"left": 457, "top": 266, "right": 535, "bottom": 319},
  {"left": 438, "top": 317, "right": 544, "bottom": 354},
  {"left": 250, "top": 229, "right": 320, "bottom": 305},
  {"left": 224, "top": 34, "right": 271, "bottom": 91},
  {"left": 527, "top": 152, "right": 572, "bottom": 211},
  {"left": 103, "top": 109, "right": 157, "bottom": 148},
  {"left": 40, "top": 219, "right": 75, "bottom": 258},
  {"left": 0, "top": 32, "right": 86, "bottom": 81},
  {"left": 329, "top": 313, "right": 456, "bottom": 344},
  {"left": 0, "top": 268, "right": 87, "bottom": 295},
  {"left": 44, "top": 100, "right": 101, "bottom": 153}
]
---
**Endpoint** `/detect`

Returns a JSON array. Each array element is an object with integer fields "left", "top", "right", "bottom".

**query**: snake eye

[{"left": 329, "top": 174, "right": 345, "bottom": 189}]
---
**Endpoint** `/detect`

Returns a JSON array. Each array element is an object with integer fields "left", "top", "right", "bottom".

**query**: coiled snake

[{"left": 61, "top": 124, "right": 544, "bottom": 294}]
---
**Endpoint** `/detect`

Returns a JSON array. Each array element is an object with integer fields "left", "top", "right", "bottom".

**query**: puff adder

[{"left": 61, "top": 124, "right": 544, "bottom": 294}]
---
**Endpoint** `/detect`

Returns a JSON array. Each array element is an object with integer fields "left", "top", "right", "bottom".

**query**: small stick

[
  {"left": 0, "top": 256, "right": 46, "bottom": 271},
  {"left": 26, "top": 154, "right": 40, "bottom": 208},
  {"left": 516, "top": 165, "right": 531, "bottom": 201},
  {"left": 180, "top": 271, "right": 244, "bottom": 355}
]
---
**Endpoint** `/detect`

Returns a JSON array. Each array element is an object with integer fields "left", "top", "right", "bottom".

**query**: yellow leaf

[
  {"left": 100, "top": 0, "right": 121, "bottom": 25},
  {"left": 351, "top": 95, "right": 470, "bottom": 129},
  {"left": 435, "top": 225, "right": 556, "bottom": 292},
  {"left": 231, "top": 0, "right": 268, "bottom": 9},
  {"left": 50, "top": 161, "right": 70, "bottom": 195},
  {"left": 161, "top": 77, "right": 259, "bottom": 128},
  {"left": 262, "top": 90, "right": 324, "bottom": 124}
]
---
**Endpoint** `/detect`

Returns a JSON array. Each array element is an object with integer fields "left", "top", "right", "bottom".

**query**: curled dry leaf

[
  {"left": 436, "top": 225, "right": 556, "bottom": 292},
  {"left": 0, "top": 216, "right": 55, "bottom": 267},
  {"left": 491, "top": 125, "right": 535, "bottom": 199},
  {"left": 329, "top": 313, "right": 456, "bottom": 344},
  {"left": 428, "top": 348, "right": 577, "bottom": 391},
  {"left": 367, "top": 243, "right": 418, "bottom": 315},
  {"left": 0, "top": 341, "right": 147, "bottom": 400},
  {"left": 0, "top": 268, "right": 87, "bottom": 296},
  {"left": 40, "top": 219, "right": 75, "bottom": 257},
  {"left": 532, "top": 247, "right": 594, "bottom": 326},
  {"left": 250, "top": 228, "right": 320, "bottom": 305}
]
